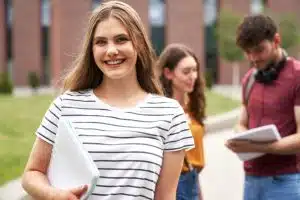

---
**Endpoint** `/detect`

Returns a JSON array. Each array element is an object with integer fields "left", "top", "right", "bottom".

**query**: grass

[
  {"left": 0, "top": 94, "right": 55, "bottom": 185},
  {"left": 0, "top": 91, "right": 240, "bottom": 185},
  {"left": 205, "top": 89, "right": 240, "bottom": 116}
]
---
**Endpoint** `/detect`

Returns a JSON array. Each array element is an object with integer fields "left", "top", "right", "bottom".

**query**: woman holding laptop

[{"left": 21, "top": 1, "right": 194, "bottom": 199}]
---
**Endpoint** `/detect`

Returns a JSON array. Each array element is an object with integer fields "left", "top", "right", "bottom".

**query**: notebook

[
  {"left": 227, "top": 124, "right": 282, "bottom": 161},
  {"left": 47, "top": 119, "right": 100, "bottom": 199}
]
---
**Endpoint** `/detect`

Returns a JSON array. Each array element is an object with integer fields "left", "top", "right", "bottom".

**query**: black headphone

[{"left": 255, "top": 50, "right": 288, "bottom": 84}]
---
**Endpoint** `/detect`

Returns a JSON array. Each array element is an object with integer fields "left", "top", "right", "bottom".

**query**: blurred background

[
  {"left": 1, "top": 0, "right": 300, "bottom": 93},
  {"left": 1, "top": 1, "right": 300, "bottom": 199}
]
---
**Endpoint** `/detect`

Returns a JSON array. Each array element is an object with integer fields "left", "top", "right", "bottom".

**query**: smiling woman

[
  {"left": 92, "top": 17, "right": 138, "bottom": 80},
  {"left": 21, "top": 1, "right": 195, "bottom": 200}
]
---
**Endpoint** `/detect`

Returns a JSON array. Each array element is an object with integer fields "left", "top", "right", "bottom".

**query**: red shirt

[{"left": 242, "top": 57, "right": 300, "bottom": 176}]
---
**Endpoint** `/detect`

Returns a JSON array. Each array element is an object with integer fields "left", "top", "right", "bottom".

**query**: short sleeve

[
  {"left": 163, "top": 104, "right": 195, "bottom": 152},
  {"left": 241, "top": 69, "right": 255, "bottom": 105},
  {"left": 35, "top": 96, "right": 62, "bottom": 145}
]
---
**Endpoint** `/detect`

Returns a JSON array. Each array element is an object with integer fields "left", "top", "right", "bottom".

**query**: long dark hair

[{"left": 157, "top": 43, "right": 206, "bottom": 125}]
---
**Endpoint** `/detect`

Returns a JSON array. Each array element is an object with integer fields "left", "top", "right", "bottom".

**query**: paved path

[
  {"left": 0, "top": 178, "right": 27, "bottom": 200},
  {"left": 211, "top": 85, "right": 242, "bottom": 101},
  {"left": 200, "top": 129, "right": 244, "bottom": 200}
]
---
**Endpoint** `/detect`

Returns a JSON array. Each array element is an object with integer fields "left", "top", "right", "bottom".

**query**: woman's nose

[{"left": 107, "top": 43, "right": 118, "bottom": 57}]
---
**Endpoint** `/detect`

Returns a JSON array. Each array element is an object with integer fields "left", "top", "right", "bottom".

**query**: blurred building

[{"left": 0, "top": 0, "right": 300, "bottom": 87}]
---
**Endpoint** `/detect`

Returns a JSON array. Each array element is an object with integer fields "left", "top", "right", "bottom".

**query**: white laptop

[
  {"left": 227, "top": 124, "right": 282, "bottom": 161},
  {"left": 47, "top": 119, "right": 100, "bottom": 200}
]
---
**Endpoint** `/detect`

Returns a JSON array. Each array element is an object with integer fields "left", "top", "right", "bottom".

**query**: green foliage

[
  {"left": 28, "top": 71, "right": 40, "bottom": 90},
  {"left": 216, "top": 9, "right": 244, "bottom": 62},
  {"left": 205, "top": 68, "right": 214, "bottom": 90},
  {"left": 263, "top": 10, "right": 300, "bottom": 52},
  {"left": 0, "top": 72, "right": 13, "bottom": 94},
  {"left": 277, "top": 14, "right": 300, "bottom": 50}
]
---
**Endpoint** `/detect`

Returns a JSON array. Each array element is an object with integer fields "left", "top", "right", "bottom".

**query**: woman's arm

[
  {"left": 154, "top": 150, "right": 185, "bottom": 200},
  {"left": 22, "top": 138, "right": 87, "bottom": 200}
]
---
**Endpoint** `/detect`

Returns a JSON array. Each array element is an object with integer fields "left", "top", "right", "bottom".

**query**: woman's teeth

[{"left": 106, "top": 59, "right": 124, "bottom": 65}]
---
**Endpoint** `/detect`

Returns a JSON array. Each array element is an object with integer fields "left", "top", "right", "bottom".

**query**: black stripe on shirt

[
  {"left": 74, "top": 121, "right": 168, "bottom": 131},
  {"left": 49, "top": 109, "right": 59, "bottom": 120},
  {"left": 89, "top": 151, "right": 162, "bottom": 159},
  {"left": 37, "top": 132, "right": 54, "bottom": 144},
  {"left": 97, "top": 167, "right": 159, "bottom": 176},
  {"left": 96, "top": 184, "right": 154, "bottom": 193},
  {"left": 93, "top": 159, "right": 161, "bottom": 167},
  {"left": 79, "top": 134, "right": 162, "bottom": 142},
  {"left": 125, "top": 111, "right": 174, "bottom": 117},
  {"left": 164, "top": 136, "right": 193, "bottom": 145},
  {"left": 45, "top": 116, "right": 58, "bottom": 128},
  {"left": 65, "top": 93, "right": 91, "bottom": 97},
  {"left": 169, "top": 121, "right": 187, "bottom": 130},
  {"left": 61, "top": 106, "right": 110, "bottom": 111},
  {"left": 99, "top": 175, "right": 156, "bottom": 184},
  {"left": 92, "top": 192, "right": 151, "bottom": 200},
  {"left": 146, "top": 101, "right": 174, "bottom": 104},
  {"left": 82, "top": 141, "right": 163, "bottom": 151},
  {"left": 63, "top": 98, "right": 96, "bottom": 102},
  {"left": 53, "top": 103, "right": 61, "bottom": 112},
  {"left": 62, "top": 114, "right": 170, "bottom": 124},
  {"left": 168, "top": 128, "right": 190, "bottom": 137},
  {"left": 172, "top": 113, "right": 184, "bottom": 120},
  {"left": 165, "top": 144, "right": 194, "bottom": 151},
  {"left": 41, "top": 125, "right": 56, "bottom": 135}
]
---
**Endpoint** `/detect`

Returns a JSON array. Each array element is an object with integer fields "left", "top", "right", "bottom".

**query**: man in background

[{"left": 226, "top": 14, "right": 300, "bottom": 200}]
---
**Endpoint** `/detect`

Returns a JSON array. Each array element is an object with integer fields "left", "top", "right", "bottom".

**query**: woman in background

[{"left": 157, "top": 43, "right": 206, "bottom": 200}]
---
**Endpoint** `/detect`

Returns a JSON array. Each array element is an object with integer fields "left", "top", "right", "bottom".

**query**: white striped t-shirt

[{"left": 36, "top": 89, "right": 195, "bottom": 200}]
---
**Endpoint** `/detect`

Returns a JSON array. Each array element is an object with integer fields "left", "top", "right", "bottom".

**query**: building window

[
  {"left": 204, "top": 0, "right": 217, "bottom": 26},
  {"left": 41, "top": 0, "right": 50, "bottom": 85},
  {"left": 92, "top": 0, "right": 102, "bottom": 10},
  {"left": 204, "top": 0, "right": 218, "bottom": 83},
  {"left": 5, "top": 0, "right": 13, "bottom": 74},
  {"left": 149, "top": 0, "right": 165, "bottom": 55},
  {"left": 251, "top": 0, "right": 265, "bottom": 14}
]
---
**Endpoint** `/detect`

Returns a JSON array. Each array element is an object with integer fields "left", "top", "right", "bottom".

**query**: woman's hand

[{"left": 51, "top": 185, "right": 88, "bottom": 200}]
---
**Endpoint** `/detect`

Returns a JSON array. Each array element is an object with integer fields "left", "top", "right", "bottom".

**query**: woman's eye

[
  {"left": 95, "top": 40, "right": 106, "bottom": 46},
  {"left": 183, "top": 70, "right": 190, "bottom": 75},
  {"left": 116, "top": 37, "right": 128, "bottom": 43}
]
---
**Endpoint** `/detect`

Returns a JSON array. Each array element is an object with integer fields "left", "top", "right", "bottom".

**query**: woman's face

[
  {"left": 166, "top": 56, "right": 198, "bottom": 94},
  {"left": 92, "top": 17, "right": 138, "bottom": 81}
]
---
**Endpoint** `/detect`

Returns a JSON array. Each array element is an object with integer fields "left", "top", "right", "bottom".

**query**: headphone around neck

[{"left": 254, "top": 49, "right": 288, "bottom": 84}]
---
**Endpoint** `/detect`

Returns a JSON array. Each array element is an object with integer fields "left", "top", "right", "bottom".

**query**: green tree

[
  {"left": 277, "top": 14, "right": 300, "bottom": 52},
  {"left": 216, "top": 9, "right": 244, "bottom": 86},
  {"left": 28, "top": 71, "right": 40, "bottom": 94},
  {"left": 0, "top": 72, "right": 13, "bottom": 94},
  {"left": 263, "top": 10, "right": 300, "bottom": 53}
]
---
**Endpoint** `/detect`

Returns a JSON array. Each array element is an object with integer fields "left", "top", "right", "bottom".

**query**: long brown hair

[
  {"left": 157, "top": 43, "right": 206, "bottom": 125},
  {"left": 62, "top": 1, "right": 162, "bottom": 95}
]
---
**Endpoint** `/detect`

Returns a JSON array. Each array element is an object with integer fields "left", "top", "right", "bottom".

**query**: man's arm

[
  {"left": 263, "top": 106, "right": 300, "bottom": 154},
  {"left": 234, "top": 105, "right": 248, "bottom": 133},
  {"left": 227, "top": 106, "right": 300, "bottom": 155}
]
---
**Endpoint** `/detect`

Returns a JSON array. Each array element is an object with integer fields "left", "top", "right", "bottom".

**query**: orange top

[{"left": 182, "top": 114, "right": 205, "bottom": 172}]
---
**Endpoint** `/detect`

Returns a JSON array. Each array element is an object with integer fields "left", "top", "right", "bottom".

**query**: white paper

[
  {"left": 47, "top": 119, "right": 100, "bottom": 200},
  {"left": 227, "top": 124, "right": 281, "bottom": 161}
]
